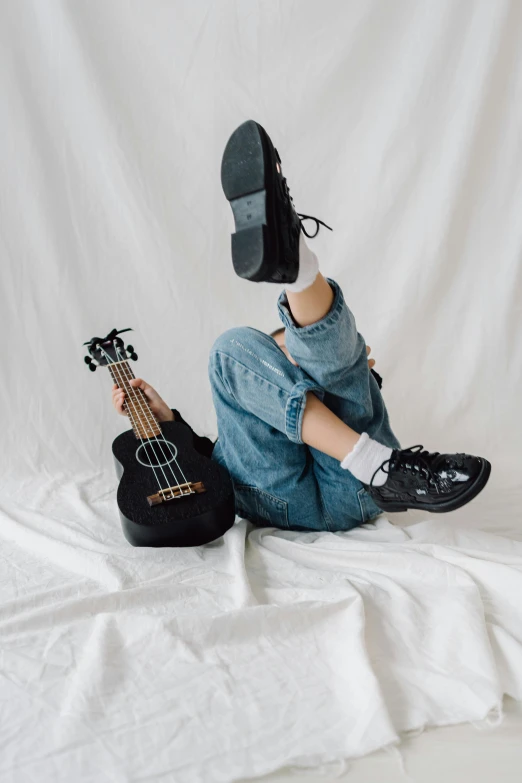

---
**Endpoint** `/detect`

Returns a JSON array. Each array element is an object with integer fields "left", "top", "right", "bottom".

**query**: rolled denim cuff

[
  {"left": 285, "top": 380, "right": 325, "bottom": 444},
  {"left": 277, "top": 278, "right": 345, "bottom": 334}
]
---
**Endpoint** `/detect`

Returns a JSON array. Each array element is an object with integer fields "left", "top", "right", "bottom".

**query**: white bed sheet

[{"left": 1, "top": 478, "right": 521, "bottom": 783}]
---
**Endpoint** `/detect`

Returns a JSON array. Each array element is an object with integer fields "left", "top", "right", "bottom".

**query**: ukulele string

[
  {"left": 111, "top": 345, "right": 184, "bottom": 491},
  {"left": 100, "top": 343, "right": 192, "bottom": 499},
  {"left": 106, "top": 360, "right": 165, "bottom": 492},
  {"left": 114, "top": 351, "right": 191, "bottom": 493},
  {"left": 99, "top": 348, "right": 168, "bottom": 494},
  {"left": 108, "top": 359, "right": 178, "bottom": 496}
]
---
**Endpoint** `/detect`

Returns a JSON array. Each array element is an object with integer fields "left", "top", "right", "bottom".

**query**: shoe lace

[
  {"left": 371, "top": 444, "right": 440, "bottom": 487},
  {"left": 276, "top": 154, "right": 333, "bottom": 239},
  {"left": 298, "top": 213, "right": 333, "bottom": 238}
]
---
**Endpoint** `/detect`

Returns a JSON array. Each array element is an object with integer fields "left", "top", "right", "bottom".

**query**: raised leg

[
  {"left": 278, "top": 275, "right": 401, "bottom": 448},
  {"left": 286, "top": 270, "right": 334, "bottom": 327},
  {"left": 219, "top": 119, "right": 491, "bottom": 518}
]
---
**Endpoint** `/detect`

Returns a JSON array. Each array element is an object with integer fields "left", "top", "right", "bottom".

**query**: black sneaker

[
  {"left": 364, "top": 446, "right": 492, "bottom": 514},
  {"left": 221, "top": 119, "right": 332, "bottom": 283}
]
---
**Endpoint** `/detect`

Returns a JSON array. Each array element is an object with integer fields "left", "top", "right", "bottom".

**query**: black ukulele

[{"left": 84, "top": 328, "right": 236, "bottom": 547}]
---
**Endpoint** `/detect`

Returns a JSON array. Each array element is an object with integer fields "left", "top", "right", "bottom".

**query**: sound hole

[{"left": 135, "top": 440, "right": 178, "bottom": 468}]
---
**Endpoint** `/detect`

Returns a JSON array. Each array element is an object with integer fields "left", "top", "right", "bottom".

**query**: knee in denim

[
  {"left": 210, "top": 326, "right": 271, "bottom": 364},
  {"left": 208, "top": 328, "right": 256, "bottom": 387},
  {"left": 209, "top": 326, "right": 289, "bottom": 386}
]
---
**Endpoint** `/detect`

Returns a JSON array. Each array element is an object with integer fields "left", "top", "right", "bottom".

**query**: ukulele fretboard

[{"left": 108, "top": 361, "right": 161, "bottom": 440}]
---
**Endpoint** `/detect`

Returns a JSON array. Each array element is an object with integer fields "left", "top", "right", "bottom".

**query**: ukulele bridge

[{"left": 147, "top": 481, "right": 206, "bottom": 506}]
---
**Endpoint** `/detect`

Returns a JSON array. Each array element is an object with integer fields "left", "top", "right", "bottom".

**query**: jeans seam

[
  {"left": 317, "top": 490, "right": 334, "bottom": 532},
  {"left": 285, "top": 384, "right": 324, "bottom": 444},
  {"left": 234, "top": 485, "right": 290, "bottom": 529},
  {"left": 357, "top": 486, "right": 382, "bottom": 523}
]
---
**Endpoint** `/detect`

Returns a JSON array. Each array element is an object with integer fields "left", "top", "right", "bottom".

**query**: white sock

[
  {"left": 340, "top": 433, "right": 393, "bottom": 486},
  {"left": 285, "top": 233, "right": 319, "bottom": 293}
]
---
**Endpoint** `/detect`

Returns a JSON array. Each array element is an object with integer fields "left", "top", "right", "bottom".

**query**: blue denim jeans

[{"left": 208, "top": 279, "right": 401, "bottom": 532}]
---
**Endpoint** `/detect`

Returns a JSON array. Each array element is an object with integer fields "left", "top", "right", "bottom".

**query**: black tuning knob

[
  {"left": 126, "top": 344, "right": 134, "bottom": 353},
  {"left": 84, "top": 356, "right": 97, "bottom": 371},
  {"left": 129, "top": 352, "right": 138, "bottom": 361}
]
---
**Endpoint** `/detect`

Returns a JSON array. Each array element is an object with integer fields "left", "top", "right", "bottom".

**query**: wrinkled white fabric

[
  {"left": 1, "top": 0, "right": 522, "bottom": 781},
  {"left": 0, "top": 477, "right": 522, "bottom": 782}
]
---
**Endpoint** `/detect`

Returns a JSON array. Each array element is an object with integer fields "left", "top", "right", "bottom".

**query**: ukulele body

[{"left": 112, "top": 420, "right": 236, "bottom": 547}]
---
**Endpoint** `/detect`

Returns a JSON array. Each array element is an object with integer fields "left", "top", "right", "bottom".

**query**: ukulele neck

[{"left": 107, "top": 361, "right": 161, "bottom": 440}]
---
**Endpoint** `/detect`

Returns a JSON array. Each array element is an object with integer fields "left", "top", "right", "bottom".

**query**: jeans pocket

[
  {"left": 234, "top": 485, "right": 289, "bottom": 529},
  {"left": 357, "top": 486, "right": 382, "bottom": 523}
]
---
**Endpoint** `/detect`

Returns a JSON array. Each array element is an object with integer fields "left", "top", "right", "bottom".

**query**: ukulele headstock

[{"left": 83, "top": 328, "right": 138, "bottom": 371}]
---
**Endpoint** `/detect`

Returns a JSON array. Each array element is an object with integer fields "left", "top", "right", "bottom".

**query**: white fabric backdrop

[
  {"left": 2, "top": 2, "right": 522, "bottom": 781},
  {"left": 1, "top": 0, "right": 521, "bottom": 484}
]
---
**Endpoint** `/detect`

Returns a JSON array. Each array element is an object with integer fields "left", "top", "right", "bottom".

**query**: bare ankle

[{"left": 286, "top": 273, "right": 334, "bottom": 327}]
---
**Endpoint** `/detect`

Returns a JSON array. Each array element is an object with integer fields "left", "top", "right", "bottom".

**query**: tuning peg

[
  {"left": 129, "top": 352, "right": 138, "bottom": 361},
  {"left": 84, "top": 356, "right": 98, "bottom": 371},
  {"left": 126, "top": 344, "right": 134, "bottom": 353}
]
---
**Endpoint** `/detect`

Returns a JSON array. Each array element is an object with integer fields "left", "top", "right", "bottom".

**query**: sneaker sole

[
  {"left": 221, "top": 120, "right": 282, "bottom": 282},
  {"left": 376, "top": 458, "right": 492, "bottom": 514}
]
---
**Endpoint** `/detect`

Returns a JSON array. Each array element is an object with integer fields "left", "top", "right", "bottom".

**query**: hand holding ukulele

[{"left": 112, "top": 379, "right": 174, "bottom": 423}]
